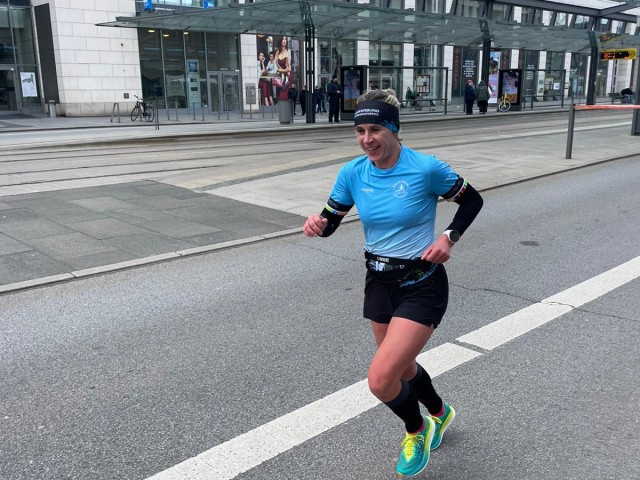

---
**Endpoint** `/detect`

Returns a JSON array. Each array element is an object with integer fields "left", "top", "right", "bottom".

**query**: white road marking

[
  {"left": 146, "top": 344, "right": 480, "bottom": 480},
  {"left": 457, "top": 255, "right": 640, "bottom": 350},
  {"left": 146, "top": 256, "right": 640, "bottom": 480}
]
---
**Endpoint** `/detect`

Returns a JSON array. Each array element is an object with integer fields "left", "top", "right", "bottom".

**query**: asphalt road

[{"left": 1, "top": 152, "right": 638, "bottom": 479}]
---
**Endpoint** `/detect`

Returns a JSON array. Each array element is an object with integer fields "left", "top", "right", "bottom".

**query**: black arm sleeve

[
  {"left": 441, "top": 179, "right": 483, "bottom": 236},
  {"left": 319, "top": 198, "right": 353, "bottom": 237}
]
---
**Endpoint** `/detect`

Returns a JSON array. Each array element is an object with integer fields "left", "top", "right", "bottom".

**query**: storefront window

[
  {"left": 184, "top": 31, "right": 207, "bottom": 107},
  {"left": 162, "top": 30, "right": 186, "bottom": 108},
  {"left": 318, "top": 39, "right": 355, "bottom": 90},
  {"left": 0, "top": 6, "right": 14, "bottom": 64},
  {"left": 138, "top": 29, "right": 165, "bottom": 107},
  {"left": 11, "top": 7, "right": 36, "bottom": 65},
  {"left": 205, "top": 32, "right": 239, "bottom": 71}
]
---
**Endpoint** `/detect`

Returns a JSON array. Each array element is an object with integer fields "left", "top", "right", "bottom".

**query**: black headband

[{"left": 354, "top": 100, "right": 400, "bottom": 133}]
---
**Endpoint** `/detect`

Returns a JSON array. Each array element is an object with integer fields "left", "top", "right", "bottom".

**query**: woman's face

[
  {"left": 258, "top": 52, "right": 265, "bottom": 61},
  {"left": 281, "top": 38, "right": 287, "bottom": 49},
  {"left": 355, "top": 124, "right": 400, "bottom": 168}
]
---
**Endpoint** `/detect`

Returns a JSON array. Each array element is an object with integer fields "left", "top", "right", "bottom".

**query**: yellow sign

[{"left": 600, "top": 49, "right": 637, "bottom": 60}]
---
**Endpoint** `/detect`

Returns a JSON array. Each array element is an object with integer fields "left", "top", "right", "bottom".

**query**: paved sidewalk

[{"left": 0, "top": 109, "right": 638, "bottom": 293}]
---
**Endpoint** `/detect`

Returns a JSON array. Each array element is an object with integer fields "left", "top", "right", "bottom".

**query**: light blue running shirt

[{"left": 329, "top": 146, "right": 459, "bottom": 259}]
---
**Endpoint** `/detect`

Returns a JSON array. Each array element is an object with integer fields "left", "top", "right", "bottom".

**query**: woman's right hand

[{"left": 303, "top": 214, "right": 327, "bottom": 238}]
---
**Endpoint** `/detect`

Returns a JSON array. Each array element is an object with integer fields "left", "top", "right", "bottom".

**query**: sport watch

[{"left": 443, "top": 229, "right": 460, "bottom": 244}]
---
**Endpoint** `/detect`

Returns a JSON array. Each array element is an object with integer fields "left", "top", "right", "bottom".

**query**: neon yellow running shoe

[
  {"left": 396, "top": 415, "right": 435, "bottom": 477},
  {"left": 430, "top": 403, "right": 456, "bottom": 450}
]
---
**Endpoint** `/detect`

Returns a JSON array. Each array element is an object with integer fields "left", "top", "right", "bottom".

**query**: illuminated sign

[{"left": 600, "top": 49, "right": 637, "bottom": 60}]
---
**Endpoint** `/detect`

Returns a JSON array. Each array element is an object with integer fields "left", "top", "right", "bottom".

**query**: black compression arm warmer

[
  {"left": 442, "top": 180, "right": 483, "bottom": 236},
  {"left": 319, "top": 198, "right": 353, "bottom": 237}
]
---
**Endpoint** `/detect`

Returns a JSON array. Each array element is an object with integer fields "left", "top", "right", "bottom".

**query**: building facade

[{"left": 1, "top": 0, "right": 638, "bottom": 116}]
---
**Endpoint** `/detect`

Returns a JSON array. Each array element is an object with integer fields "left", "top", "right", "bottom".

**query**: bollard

[
  {"left": 155, "top": 102, "right": 160, "bottom": 130},
  {"left": 566, "top": 103, "right": 576, "bottom": 159},
  {"left": 175, "top": 101, "right": 179, "bottom": 121},
  {"left": 110, "top": 102, "right": 120, "bottom": 123}
]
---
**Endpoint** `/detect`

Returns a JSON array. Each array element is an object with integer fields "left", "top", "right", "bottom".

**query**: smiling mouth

[{"left": 366, "top": 145, "right": 380, "bottom": 155}]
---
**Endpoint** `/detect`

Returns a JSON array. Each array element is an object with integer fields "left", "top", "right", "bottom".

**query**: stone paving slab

[
  {"left": 0, "top": 110, "right": 639, "bottom": 293},
  {"left": 0, "top": 180, "right": 307, "bottom": 288}
]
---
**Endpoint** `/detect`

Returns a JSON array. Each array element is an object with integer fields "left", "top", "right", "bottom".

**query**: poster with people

[
  {"left": 256, "top": 34, "right": 299, "bottom": 104},
  {"left": 488, "top": 50, "right": 500, "bottom": 104}
]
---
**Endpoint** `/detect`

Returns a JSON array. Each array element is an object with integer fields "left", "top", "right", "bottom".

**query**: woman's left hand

[{"left": 421, "top": 235, "right": 453, "bottom": 264}]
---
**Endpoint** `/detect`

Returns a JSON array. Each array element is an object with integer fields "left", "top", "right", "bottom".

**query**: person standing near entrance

[
  {"left": 464, "top": 79, "right": 476, "bottom": 115},
  {"left": 303, "top": 89, "right": 483, "bottom": 477},
  {"left": 475, "top": 80, "right": 489, "bottom": 114},
  {"left": 327, "top": 74, "right": 342, "bottom": 123},
  {"left": 288, "top": 84, "right": 298, "bottom": 117},
  {"left": 300, "top": 85, "right": 308, "bottom": 116}
]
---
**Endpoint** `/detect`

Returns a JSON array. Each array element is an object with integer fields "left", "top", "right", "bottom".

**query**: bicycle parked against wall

[
  {"left": 497, "top": 95, "right": 511, "bottom": 112},
  {"left": 131, "top": 95, "right": 155, "bottom": 122}
]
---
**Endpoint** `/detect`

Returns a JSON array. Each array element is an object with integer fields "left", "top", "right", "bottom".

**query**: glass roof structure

[{"left": 100, "top": 0, "right": 640, "bottom": 54}]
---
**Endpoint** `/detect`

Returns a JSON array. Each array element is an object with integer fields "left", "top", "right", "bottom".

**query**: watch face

[{"left": 448, "top": 230, "right": 460, "bottom": 243}]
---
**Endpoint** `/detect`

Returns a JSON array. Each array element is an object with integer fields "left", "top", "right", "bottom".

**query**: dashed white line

[{"left": 146, "top": 255, "right": 640, "bottom": 480}]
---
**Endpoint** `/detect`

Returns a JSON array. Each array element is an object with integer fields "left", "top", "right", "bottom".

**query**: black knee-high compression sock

[
  {"left": 384, "top": 380, "right": 423, "bottom": 433},
  {"left": 408, "top": 363, "right": 443, "bottom": 416}
]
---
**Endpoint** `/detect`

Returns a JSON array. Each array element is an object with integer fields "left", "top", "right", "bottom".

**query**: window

[
  {"left": 415, "top": 0, "right": 444, "bottom": 13},
  {"left": 138, "top": 29, "right": 164, "bottom": 105},
  {"left": 10, "top": 7, "right": 36, "bottom": 65},
  {"left": 455, "top": 0, "right": 480, "bottom": 18},
  {"left": 491, "top": 4, "right": 511, "bottom": 21},
  {"left": 554, "top": 12, "right": 567, "bottom": 27},
  {"left": 574, "top": 15, "right": 590, "bottom": 29}
]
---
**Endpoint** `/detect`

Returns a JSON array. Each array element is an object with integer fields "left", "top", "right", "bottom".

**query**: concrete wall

[{"left": 32, "top": 0, "right": 141, "bottom": 116}]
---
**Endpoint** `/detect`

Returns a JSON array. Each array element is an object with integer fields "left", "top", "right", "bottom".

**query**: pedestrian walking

[
  {"left": 327, "top": 74, "right": 342, "bottom": 123},
  {"left": 303, "top": 89, "right": 483, "bottom": 478}
]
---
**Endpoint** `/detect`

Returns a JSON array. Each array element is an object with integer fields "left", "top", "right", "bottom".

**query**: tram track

[{"left": 0, "top": 111, "right": 631, "bottom": 195}]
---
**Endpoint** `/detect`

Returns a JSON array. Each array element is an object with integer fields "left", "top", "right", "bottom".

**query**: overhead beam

[
  {"left": 495, "top": 0, "right": 637, "bottom": 23},
  {"left": 600, "top": 1, "right": 640, "bottom": 16}
]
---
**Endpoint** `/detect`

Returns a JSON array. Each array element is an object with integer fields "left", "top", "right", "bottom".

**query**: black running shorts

[{"left": 363, "top": 263, "right": 449, "bottom": 327}]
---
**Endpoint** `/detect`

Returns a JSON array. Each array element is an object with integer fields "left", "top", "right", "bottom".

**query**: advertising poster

[
  {"left": 256, "top": 34, "right": 299, "bottom": 103},
  {"left": 186, "top": 60, "right": 201, "bottom": 106},
  {"left": 166, "top": 74, "right": 185, "bottom": 98},
  {"left": 20, "top": 72, "right": 37, "bottom": 97},
  {"left": 416, "top": 74, "right": 430, "bottom": 94},
  {"left": 488, "top": 50, "right": 500, "bottom": 104},
  {"left": 342, "top": 66, "right": 363, "bottom": 112},
  {"left": 500, "top": 69, "right": 521, "bottom": 105}
]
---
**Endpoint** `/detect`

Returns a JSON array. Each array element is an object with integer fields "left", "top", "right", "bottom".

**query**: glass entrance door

[
  {"left": 0, "top": 68, "right": 18, "bottom": 113},
  {"left": 208, "top": 72, "right": 240, "bottom": 113}
]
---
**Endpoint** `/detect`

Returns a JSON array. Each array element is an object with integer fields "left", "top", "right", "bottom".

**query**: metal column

[
  {"left": 300, "top": 0, "right": 316, "bottom": 124},
  {"left": 586, "top": 31, "right": 598, "bottom": 106}
]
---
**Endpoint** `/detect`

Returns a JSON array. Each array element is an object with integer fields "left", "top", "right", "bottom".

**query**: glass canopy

[{"left": 100, "top": 0, "right": 640, "bottom": 53}]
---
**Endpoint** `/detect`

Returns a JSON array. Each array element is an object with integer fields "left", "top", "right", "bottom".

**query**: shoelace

[{"left": 401, "top": 433, "right": 425, "bottom": 459}]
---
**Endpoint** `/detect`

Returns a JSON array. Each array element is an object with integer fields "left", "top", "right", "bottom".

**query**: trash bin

[
  {"left": 48, "top": 100, "right": 56, "bottom": 118},
  {"left": 278, "top": 101, "right": 292, "bottom": 124}
]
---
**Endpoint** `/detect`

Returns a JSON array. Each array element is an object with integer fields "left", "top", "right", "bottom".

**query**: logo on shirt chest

[{"left": 393, "top": 180, "right": 410, "bottom": 198}]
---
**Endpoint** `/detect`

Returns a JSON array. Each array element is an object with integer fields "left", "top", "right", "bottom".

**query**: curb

[
  {"left": 1, "top": 148, "right": 635, "bottom": 296},
  {"left": 2, "top": 107, "right": 570, "bottom": 150}
]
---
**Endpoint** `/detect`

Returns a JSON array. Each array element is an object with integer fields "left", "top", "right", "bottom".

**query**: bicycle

[
  {"left": 130, "top": 95, "right": 155, "bottom": 122},
  {"left": 497, "top": 95, "right": 511, "bottom": 112}
]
